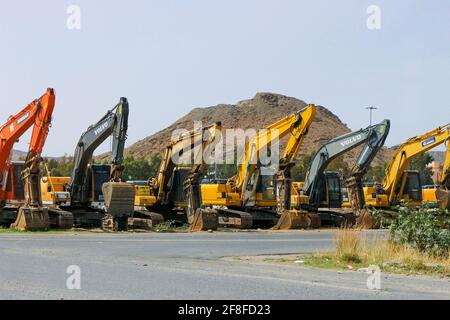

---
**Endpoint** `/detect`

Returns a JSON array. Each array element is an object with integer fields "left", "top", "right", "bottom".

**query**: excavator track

[
  {"left": 317, "top": 209, "right": 356, "bottom": 228},
  {"left": 128, "top": 210, "right": 165, "bottom": 230},
  {"left": 0, "top": 207, "right": 19, "bottom": 227},
  {"left": 307, "top": 213, "right": 322, "bottom": 228},
  {"left": 48, "top": 208, "right": 74, "bottom": 229}
]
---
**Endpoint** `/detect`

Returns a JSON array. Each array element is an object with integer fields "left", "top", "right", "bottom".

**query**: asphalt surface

[{"left": 0, "top": 230, "right": 448, "bottom": 300}]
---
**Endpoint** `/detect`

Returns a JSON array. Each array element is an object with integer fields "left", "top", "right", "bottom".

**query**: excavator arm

[
  {"left": 1, "top": 88, "right": 57, "bottom": 230},
  {"left": 382, "top": 123, "right": 450, "bottom": 205},
  {"left": 0, "top": 89, "right": 55, "bottom": 203},
  {"left": 272, "top": 105, "right": 317, "bottom": 230},
  {"left": 275, "top": 105, "right": 316, "bottom": 211},
  {"left": 436, "top": 140, "right": 450, "bottom": 209},
  {"left": 67, "top": 97, "right": 133, "bottom": 230},
  {"left": 151, "top": 122, "right": 222, "bottom": 207},
  {"left": 69, "top": 98, "right": 129, "bottom": 205},
  {"left": 345, "top": 120, "right": 390, "bottom": 211},
  {"left": 143, "top": 122, "right": 222, "bottom": 231},
  {"left": 200, "top": 105, "right": 317, "bottom": 230},
  {"left": 303, "top": 119, "right": 391, "bottom": 209},
  {"left": 440, "top": 142, "right": 450, "bottom": 188},
  {"left": 233, "top": 105, "right": 317, "bottom": 205},
  {"left": 183, "top": 123, "right": 222, "bottom": 230}
]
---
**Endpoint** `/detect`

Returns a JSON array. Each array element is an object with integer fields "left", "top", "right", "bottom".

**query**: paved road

[{"left": 0, "top": 230, "right": 448, "bottom": 300}]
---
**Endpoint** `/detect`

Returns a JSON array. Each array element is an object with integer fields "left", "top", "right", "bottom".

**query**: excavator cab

[
  {"left": 87, "top": 164, "right": 111, "bottom": 206},
  {"left": 309, "top": 172, "right": 343, "bottom": 209},
  {"left": 0, "top": 162, "right": 25, "bottom": 225},
  {"left": 3, "top": 162, "right": 25, "bottom": 204},
  {"left": 168, "top": 168, "right": 190, "bottom": 207},
  {"left": 395, "top": 170, "right": 422, "bottom": 205},
  {"left": 246, "top": 167, "right": 277, "bottom": 207},
  {"left": 322, "top": 171, "right": 343, "bottom": 208}
]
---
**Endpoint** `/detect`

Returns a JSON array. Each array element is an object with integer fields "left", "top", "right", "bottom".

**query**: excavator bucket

[
  {"left": 102, "top": 182, "right": 135, "bottom": 217},
  {"left": 273, "top": 209, "right": 311, "bottom": 230},
  {"left": 12, "top": 207, "right": 50, "bottom": 231},
  {"left": 436, "top": 188, "right": 450, "bottom": 210},
  {"left": 355, "top": 209, "right": 376, "bottom": 229},
  {"left": 102, "top": 182, "right": 135, "bottom": 231},
  {"left": 189, "top": 208, "right": 218, "bottom": 232}
]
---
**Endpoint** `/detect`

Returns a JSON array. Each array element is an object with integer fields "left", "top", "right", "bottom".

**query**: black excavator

[
  {"left": 291, "top": 119, "right": 391, "bottom": 227},
  {"left": 64, "top": 98, "right": 135, "bottom": 230}
]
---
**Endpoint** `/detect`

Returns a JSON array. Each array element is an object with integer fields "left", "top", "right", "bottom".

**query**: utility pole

[{"left": 366, "top": 107, "right": 378, "bottom": 126}]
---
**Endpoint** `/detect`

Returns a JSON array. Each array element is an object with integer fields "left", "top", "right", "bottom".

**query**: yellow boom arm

[
  {"left": 383, "top": 123, "right": 450, "bottom": 203},
  {"left": 152, "top": 122, "right": 222, "bottom": 205},
  {"left": 232, "top": 105, "right": 316, "bottom": 194}
]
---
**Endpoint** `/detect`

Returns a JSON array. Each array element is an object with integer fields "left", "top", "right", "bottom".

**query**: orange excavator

[{"left": 0, "top": 88, "right": 70, "bottom": 230}]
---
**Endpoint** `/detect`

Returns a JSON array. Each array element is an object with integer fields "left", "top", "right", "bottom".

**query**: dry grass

[
  {"left": 335, "top": 229, "right": 363, "bottom": 263},
  {"left": 327, "top": 228, "right": 450, "bottom": 276}
]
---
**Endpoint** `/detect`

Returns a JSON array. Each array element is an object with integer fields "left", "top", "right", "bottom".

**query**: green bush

[{"left": 390, "top": 208, "right": 450, "bottom": 258}]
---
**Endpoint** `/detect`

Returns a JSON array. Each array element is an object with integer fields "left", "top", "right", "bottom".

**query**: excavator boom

[
  {"left": 233, "top": 105, "right": 316, "bottom": 194},
  {"left": 201, "top": 105, "right": 317, "bottom": 229},
  {"left": 67, "top": 98, "right": 134, "bottom": 230},
  {"left": 134, "top": 122, "right": 222, "bottom": 231},
  {"left": 383, "top": 123, "right": 450, "bottom": 204},
  {"left": 1, "top": 89, "right": 55, "bottom": 188},
  {"left": 436, "top": 141, "right": 450, "bottom": 209},
  {"left": 303, "top": 120, "right": 391, "bottom": 209},
  {"left": 440, "top": 142, "right": 450, "bottom": 188},
  {"left": 0, "top": 89, "right": 58, "bottom": 230},
  {"left": 360, "top": 123, "right": 450, "bottom": 228},
  {"left": 273, "top": 105, "right": 317, "bottom": 229}
]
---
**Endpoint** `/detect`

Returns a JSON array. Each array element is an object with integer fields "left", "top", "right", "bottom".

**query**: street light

[{"left": 366, "top": 107, "right": 378, "bottom": 126}]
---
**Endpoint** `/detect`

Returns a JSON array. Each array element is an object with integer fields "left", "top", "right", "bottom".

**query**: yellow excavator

[
  {"left": 200, "top": 105, "right": 316, "bottom": 229},
  {"left": 358, "top": 123, "right": 450, "bottom": 228},
  {"left": 129, "top": 122, "right": 222, "bottom": 231},
  {"left": 41, "top": 163, "right": 71, "bottom": 208}
]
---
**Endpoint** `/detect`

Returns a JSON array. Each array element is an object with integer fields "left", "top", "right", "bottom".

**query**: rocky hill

[{"left": 121, "top": 93, "right": 393, "bottom": 167}]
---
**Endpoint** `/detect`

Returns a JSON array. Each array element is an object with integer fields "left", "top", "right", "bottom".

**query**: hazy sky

[{"left": 1, "top": 0, "right": 449, "bottom": 156}]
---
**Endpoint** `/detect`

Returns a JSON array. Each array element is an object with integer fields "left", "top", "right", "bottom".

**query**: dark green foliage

[
  {"left": 43, "top": 153, "right": 163, "bottom": 182},
  {"left": 291, "top": 153, "right": 314, "bottom": 181},
  {"left": 122, "top": 155, "right": 161, "bottom": 181},
  {"left": 327, "top": 155, "right": 351, "bottom": 178},
  {"left": 390, "top": 207, "right": 450, "bottom": 257},
  {"left": 44, "top": 156, "right": 74, "bottom": 177},
  {"left": 365, "top": 162, "right": 388, "bottom": 183},
  {"left": 409, "top": 153, "right": 435, "bottom": 185}
]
